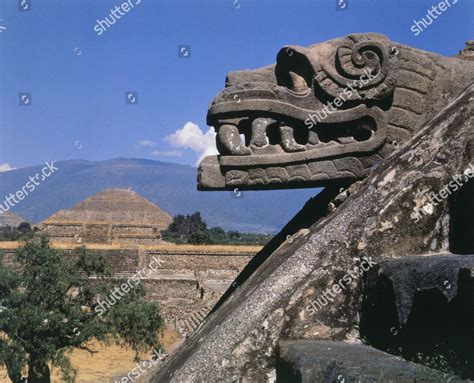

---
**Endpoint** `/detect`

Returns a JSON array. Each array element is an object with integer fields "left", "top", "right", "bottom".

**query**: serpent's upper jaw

[{"left": 199, "top": 33, "right": 401, "bottom": 190}]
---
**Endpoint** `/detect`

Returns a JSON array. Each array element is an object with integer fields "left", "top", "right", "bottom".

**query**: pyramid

[
  {"left": 40, "top": 189, "right": 172, "bottom": 245},
  {"left": 0, "top": 211, "right": 27, "bottom": 227}
]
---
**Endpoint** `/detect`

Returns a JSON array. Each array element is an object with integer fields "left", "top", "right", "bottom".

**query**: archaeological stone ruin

[
  {"left": 0, "top": 243, "right": 257, "bottom": 338},
  {"left": 0, "top": 188, "right": 260, "bottom": 337},
  {"left": 151, "top": 33, "right": 474, "bottom": 382},
  {"left": 38, "top": 188, "right": 172, "bottom": 245}
]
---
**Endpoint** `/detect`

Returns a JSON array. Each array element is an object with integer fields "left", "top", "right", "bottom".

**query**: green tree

[
  {"left": 0, "top": 237, "right": 164, "bottom": 383},
  {"left": 227, "top": 231, "right": 242, "bottom": 240},
  {"left": 162, "top": 212, "right": 272, "bottom": 245},
  {"left": 162, "top": 211, "right": 209, "bottom": 243},
  {"left": 0, "top": 222, "right": 34, "bottom": 241},
  {"left": 187, "top": 230, "right": 212, "bottom": 245},
  {"left": 17, "top": 222, "right": 32, "bottom": 234},
  {"left": 171, "top": 212, "right": 206, "bottom": 236}
]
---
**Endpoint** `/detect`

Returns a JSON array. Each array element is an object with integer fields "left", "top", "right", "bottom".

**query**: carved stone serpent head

[{"left": 198, "top": 33, "right": 474, "bottom": 190}]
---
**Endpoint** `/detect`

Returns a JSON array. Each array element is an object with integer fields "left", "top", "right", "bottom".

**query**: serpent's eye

[
  {"left": 276, "top": 46, "right": 314, "bottom": 95},
  {"left": 288, "top": 71, "right": 309, "bottom": 93}
]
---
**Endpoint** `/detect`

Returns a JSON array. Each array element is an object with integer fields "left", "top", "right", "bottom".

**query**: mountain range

[{"left": 0, "top": 158, "right": 319, "bottom": 233}]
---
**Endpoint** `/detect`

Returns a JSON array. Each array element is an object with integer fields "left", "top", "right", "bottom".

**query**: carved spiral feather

[{"left": 315, "top": 36, "right": 399, "bottom": 101}]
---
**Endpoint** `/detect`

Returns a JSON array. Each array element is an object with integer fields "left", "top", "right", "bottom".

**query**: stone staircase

[{"left": 175, "top": 307, "right": 211, "bottom": 336}]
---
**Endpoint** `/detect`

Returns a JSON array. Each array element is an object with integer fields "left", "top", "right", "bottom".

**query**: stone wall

[
  {"left": 0, "top": 244, "right": 257, "bottom": 334},
  {"left": 39, "top": 222, "right": 163, "bottom": 245}
]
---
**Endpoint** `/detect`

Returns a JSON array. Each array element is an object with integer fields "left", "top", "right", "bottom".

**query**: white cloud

[
  {"left": 136, "top": 140, "right": 157, "bottom": 148},
  {"left": 150, "top": 150, "right": 183, "bottom": 157},
  {"left": 165, "top": 122, "right": 218, "bottom": 166},
  {"left": 0, "top": 163, "right": 16, "bottom": 172}
]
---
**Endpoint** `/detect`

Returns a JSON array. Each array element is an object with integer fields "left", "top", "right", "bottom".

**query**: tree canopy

[
  {"left": 0, "top": 222, "right": 34, "bottom": 242},
  {"left": 0, "top": 237, "right": 164, "bottom": 382},
  {"left": 161, "top": 211, "right": 273, "bottom": 245}
]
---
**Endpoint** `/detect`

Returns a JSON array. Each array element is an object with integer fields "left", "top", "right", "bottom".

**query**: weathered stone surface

[
  {"left": 362, "top": 255, "right": 474, "bottom": 325},
  {"left": 276, "top": 340, "right": 458, "bottom": 382},
  {"left": 198, "top": 33, "right": 474, "bottom": 190},
  {"left": 38, "top": 188, "right": 172, "bottom": 244},
  {"left": 151, "top": 76, "right": 473, "bottom": 381},
  {"left": 361, "top": 255, "right": 474, "bottom": 378}
]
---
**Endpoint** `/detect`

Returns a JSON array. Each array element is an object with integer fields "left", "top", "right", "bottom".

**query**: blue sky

[{"left": 0, "top": 0, "right": 472, "bottom": 170}]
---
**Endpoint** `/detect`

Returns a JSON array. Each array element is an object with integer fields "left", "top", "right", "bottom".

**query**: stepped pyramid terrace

[{"left": 38, "top": 188, "right": 172, "bottom": 245}]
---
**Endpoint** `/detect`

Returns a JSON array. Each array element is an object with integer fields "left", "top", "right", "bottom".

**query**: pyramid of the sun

[{"left": 39, "top": 188, "right": 172, "bottom": 245}]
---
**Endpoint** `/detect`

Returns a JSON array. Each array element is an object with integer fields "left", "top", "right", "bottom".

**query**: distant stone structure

[
  {"left": 4, "top": 188, "right": 259, "bottom": 338},
  {"left": 458, "top": 40, "right": 474, "bottom": 61},
  {"left": 0, "top": 243, "right": 258, "bottom": 336},
  {"left": 38, "top": 188, "right": 172, "bottom": 245},
  {"left": 0, "top": 211, "right": 26, "bottom": 227}
]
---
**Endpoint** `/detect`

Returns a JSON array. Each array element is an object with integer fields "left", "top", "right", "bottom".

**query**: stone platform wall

[
  {"left": 39, "top": 222, "right": 163, "bottom": 245},
  {"left": 0, "top": 244, "right": 257, "bottom": 334}
]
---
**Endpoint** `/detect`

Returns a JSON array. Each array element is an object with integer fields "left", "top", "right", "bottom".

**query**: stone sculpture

[
  {"left": 152, "top": 34, "right": 474, "bottom": 382},
  {"left": 199, "top": 33, "right": 474, "bottom": 190}
]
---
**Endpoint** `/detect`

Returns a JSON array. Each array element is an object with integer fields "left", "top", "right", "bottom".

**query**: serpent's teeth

[
  {"left": 308, "top": 131, "right": 320, "bottom": 145},
  {"left": 217, "top": 124, "right": 251, "bottom": 155},
  {"left": 250, "top": 118, "right": 275, "bottom": 147},
  {"left": 280, "top": 125, "right": 305, "bottom": 152},
  {"left": 337, "top": 137, "right": 357, "bottom": 144}
]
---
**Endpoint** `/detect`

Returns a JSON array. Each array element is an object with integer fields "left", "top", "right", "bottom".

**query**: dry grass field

[
  {"left": 0, "top": 328, "right": 181, "bottom": 383},
  {"left": 0, "top": 240, "right": 262, "bottom": 253}
]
